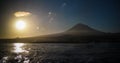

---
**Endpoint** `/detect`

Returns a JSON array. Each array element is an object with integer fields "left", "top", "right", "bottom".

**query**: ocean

[{"left": 0, "top": 42, "right": 120, "bottom": 63}]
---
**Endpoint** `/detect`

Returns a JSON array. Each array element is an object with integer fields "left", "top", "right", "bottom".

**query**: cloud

[
  {"left": 14, "top": 11, "right": 31, "bottom": 17},
  {"left": 61, "top": 2, "right": 67, "bottom": 7},
  {"left": 48, "top": 12, "right": 52, "bottom": 15},
  {"left": 47, "top": 11, "right": 56, "bottom": 23},
  {"left": 48, "top": 11, "right": 52, "bottom": 17},
  {"left": 49, "top": 17, "right": 54, "bottom": 23}
]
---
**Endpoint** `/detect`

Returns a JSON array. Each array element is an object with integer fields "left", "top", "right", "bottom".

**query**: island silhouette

[{"left": 0, "top": 23, "right": 120, "bottom": 43}]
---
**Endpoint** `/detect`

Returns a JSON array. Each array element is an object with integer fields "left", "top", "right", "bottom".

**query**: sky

[{"left": 0, "top": 0, "right": 120, "bottom": 38}]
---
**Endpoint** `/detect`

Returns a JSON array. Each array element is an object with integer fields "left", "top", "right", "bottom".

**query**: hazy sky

[{"left": 0, "top": 0, "right": 120, "bottom": 38}]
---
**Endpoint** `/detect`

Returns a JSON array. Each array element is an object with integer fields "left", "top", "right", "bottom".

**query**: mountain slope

[{"left": 64, "top": 23, "right": 104, "bottom": 35}]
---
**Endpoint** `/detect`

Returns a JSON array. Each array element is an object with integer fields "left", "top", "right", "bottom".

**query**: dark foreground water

[{"left": 0, "top": 42, "right": 120, "bottom": 63}]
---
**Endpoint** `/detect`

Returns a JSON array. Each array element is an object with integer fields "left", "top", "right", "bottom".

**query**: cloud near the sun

[{"left": 14, "top": 11, "right": 31, "bottom": 17}]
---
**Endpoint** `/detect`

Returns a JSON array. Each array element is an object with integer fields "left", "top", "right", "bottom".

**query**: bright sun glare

[{"left": 15, "top": 20, "right": 26, "bottom": 30}]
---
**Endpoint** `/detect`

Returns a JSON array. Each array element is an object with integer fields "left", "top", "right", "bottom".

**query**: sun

[{"left": 15, "top": 20, "right": 26, "bottom": 30}]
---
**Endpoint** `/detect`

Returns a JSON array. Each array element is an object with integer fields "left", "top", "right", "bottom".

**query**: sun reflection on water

[{"left": 13, "top": 43, "right": 29, "bottom": 53}]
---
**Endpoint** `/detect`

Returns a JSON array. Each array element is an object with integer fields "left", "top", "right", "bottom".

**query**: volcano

[{"left": 64, "top": 23, "right": 104, "bottom": 35}]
